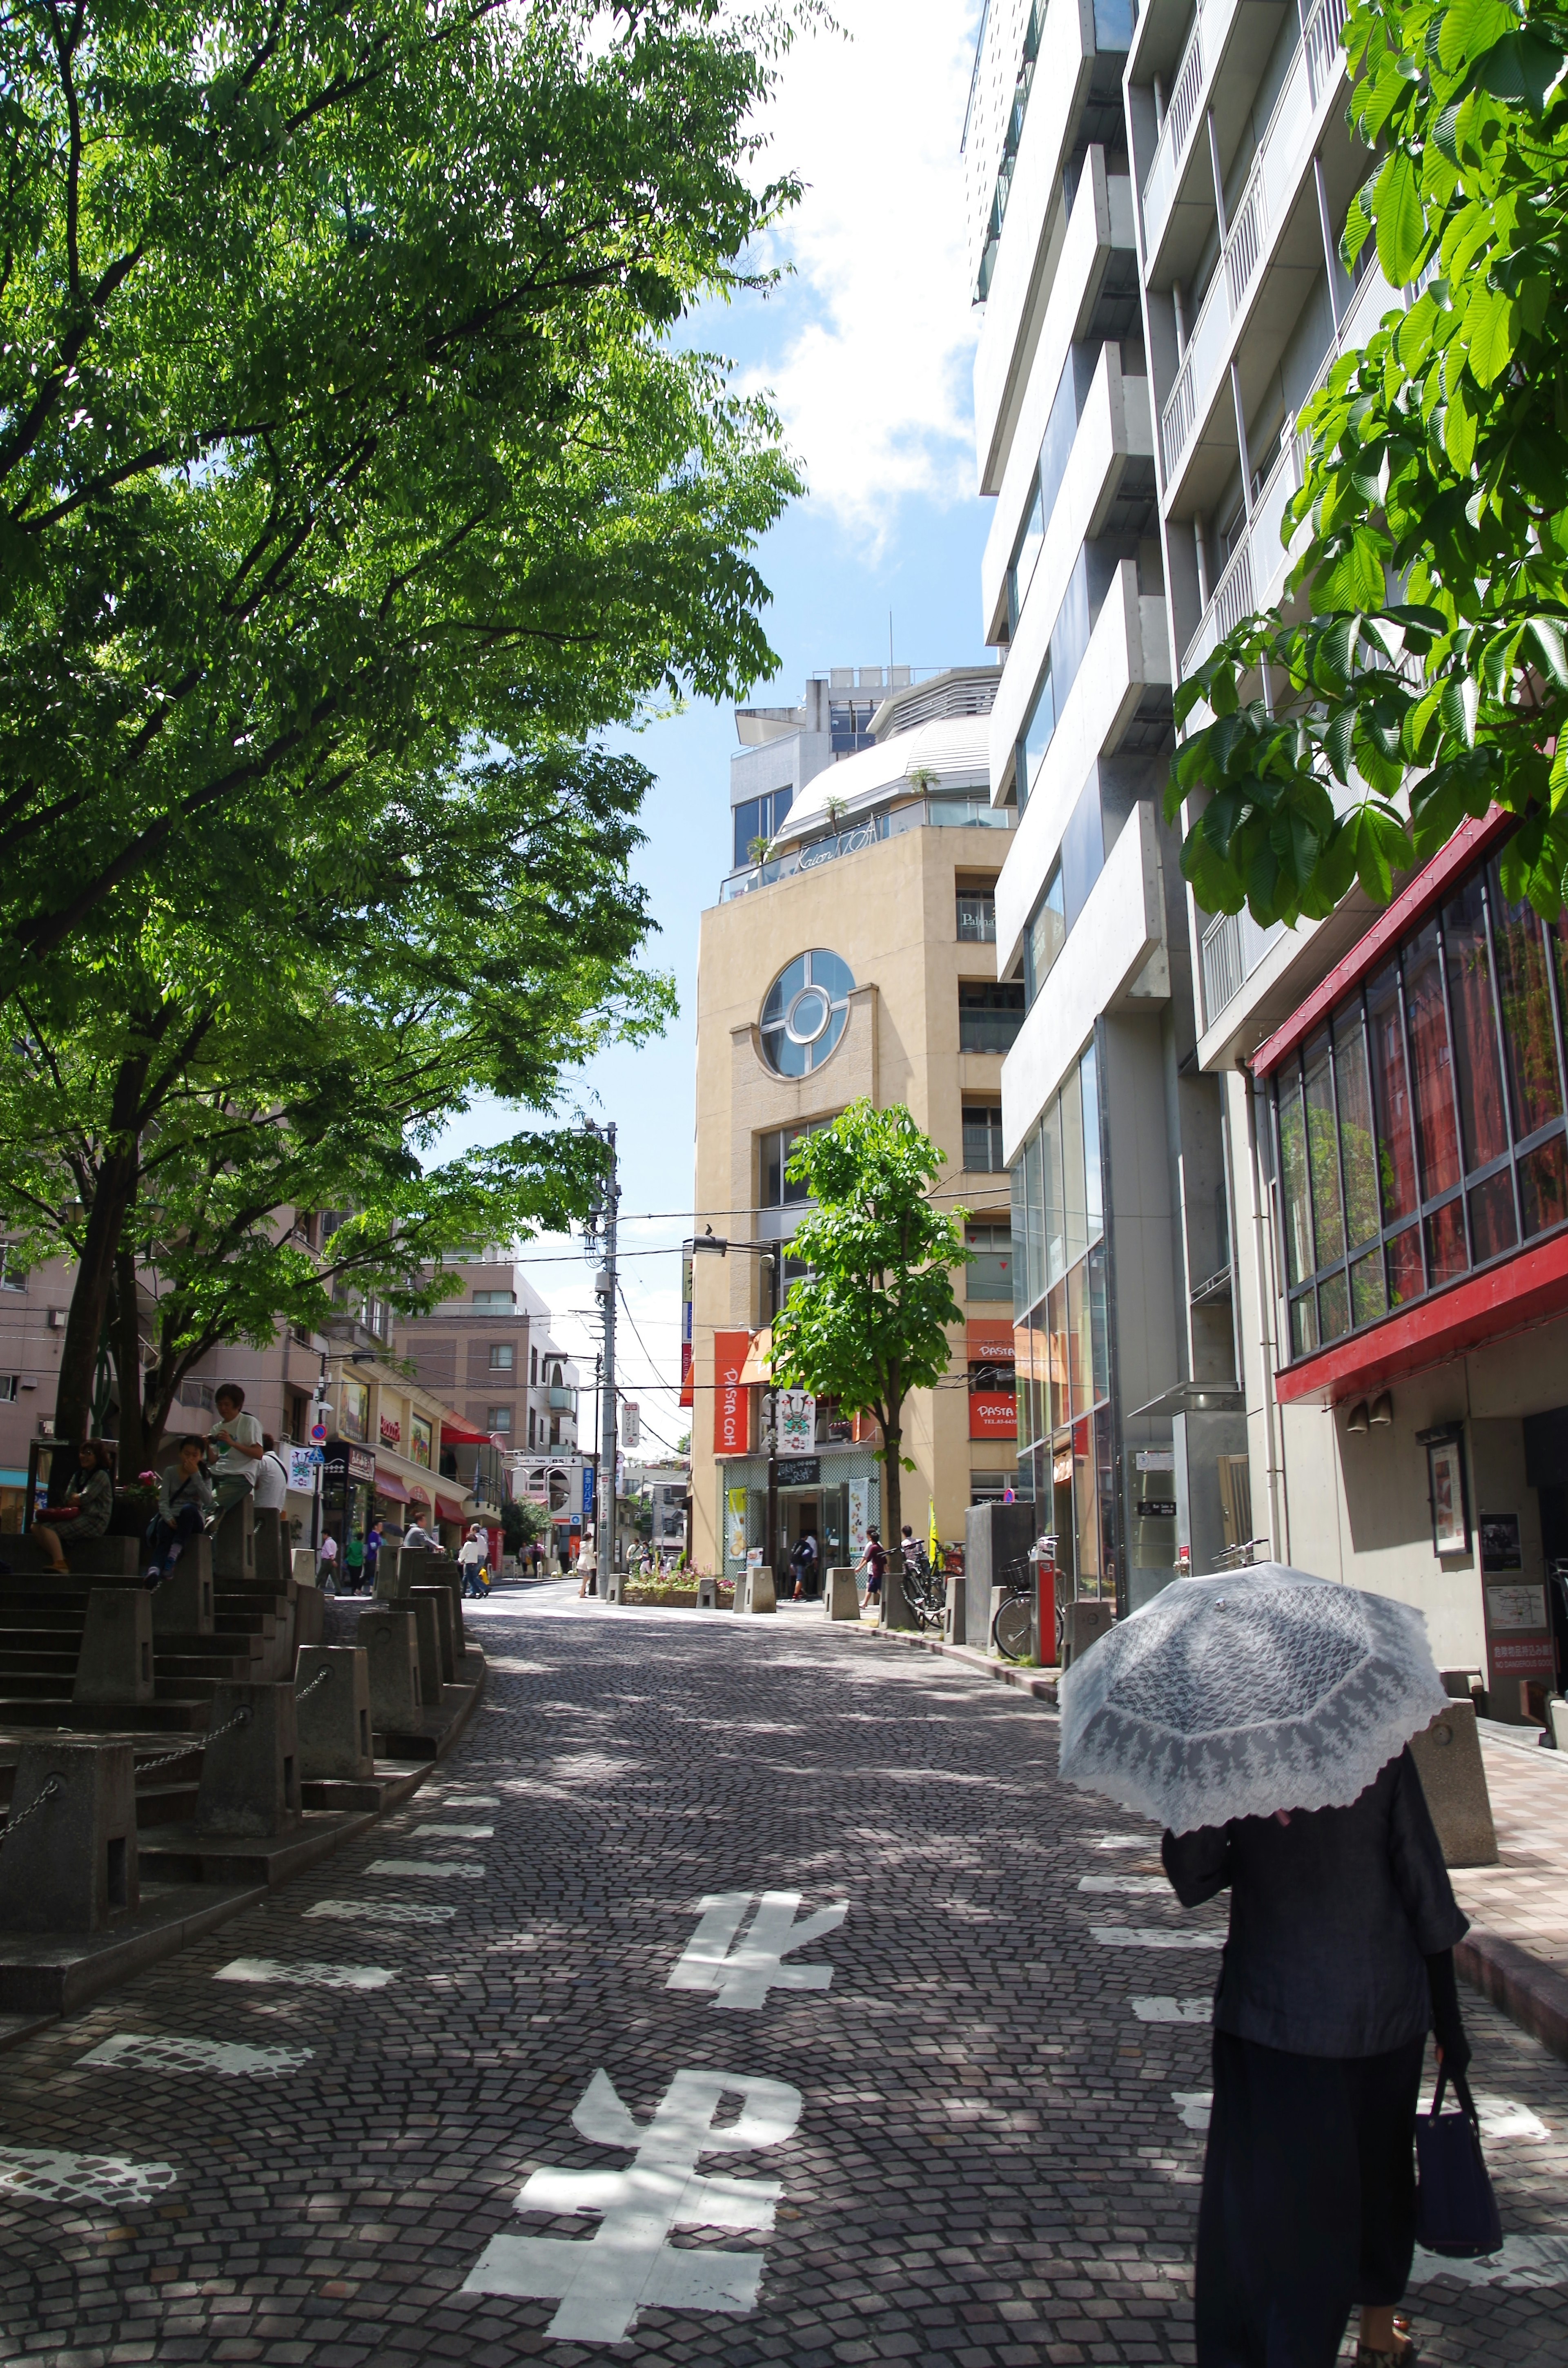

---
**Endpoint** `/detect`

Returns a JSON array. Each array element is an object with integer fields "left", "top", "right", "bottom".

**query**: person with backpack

[{"left": 855, "top": 1527, "right": 885, "bottom": 1613}]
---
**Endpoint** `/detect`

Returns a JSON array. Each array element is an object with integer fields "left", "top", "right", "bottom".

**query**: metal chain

[
  {"left": 295, "top": 1664, "right": 331, "bottom": 1704},
  {"left": 0, "top": 1774, "right": 63, "bottom": 1850},
  {"left": 136, "top": 1701, "right": 255, "bottom": 1781}
]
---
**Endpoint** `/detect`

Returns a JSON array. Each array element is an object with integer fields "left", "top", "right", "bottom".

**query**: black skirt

[{"left": 1195, "top": 2028, "right": 1426, "bottom": 2368}]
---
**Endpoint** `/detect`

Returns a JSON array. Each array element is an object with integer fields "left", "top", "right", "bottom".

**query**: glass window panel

[
  {"left": 1011, "top": 1155, "right": 1031, "bottom": 1319},
  {"left": 1350, "top": 1249, "right": 1386, "bottom": 1327},
  {"left": 1303, "top": 1032, "right": 1345, "bottom": 1268},
  {"left": 1094, "top": 1403, "right": 1117, "bottom": 1604},
  {"left": 1008, "top": 474, "right": 1046, "bottom": 630},
  {"left": 1080, "top": 1041, "right": 1104, "bottom": 1243},
  {"left": 1386, "top": 1225, "right": 1423, "bottom": 1308},
  {"left": 1423, "top": 1195, "right": 1468, "bottom": 1287},
  {"left": 1016, "top": 1310, "right": 1040, "bottom": 1451},
  {"left": 763, "top": 1130, "right": 783, "bottom": 1207},
  {"left": 1548, "top": 908, "right": 1568, "bottom": 1053},
  {"left": 1290, "top": 1291, "right": 1319, "bottom": 1356},
  {"left": 1027, "top": 865, "right": 1066, "bottom": 1001},
  {"left": 1318, "top": 1269, "right": 1351, "bottom": 1344},
  {"left": 1488, "top": 863, "right": 1564, "bottom": 1141},
  {"left": 1018, "top": 665, "right": 1056, "bottom": 809},
  {"left": 809, "top": 949, "right": 855, "bottom": 1002},
  {"left": 1277, "top": 1070, "right": 1312, "bottom": 1287},
  {"left": 1052, "top": 1450, "right": 1076, "bottom": 1589},
  {"left": 1073, "top": 1413, "right": 1099, "bottom": 1586},
  {"left": 1022, "top": 1127, "right": 1043, "bottom": 1312},
  {"left": 1066, "top": 1257, "right": 1091, "bottom": 1418},
  {"left": 1046, "top": 1278, "right": 1070, "bottom": 1436},
  {"left": 1468, "top": 1169, "right": 1517, "bottom": 1264},
  {"left": 1365, "top": 962, "right": 1418, "bottom": 1225},
  {"left": 1333, "top": 1008, "right": 1379, "bottom": 1254},
  {"left": 1042, "top": 1094, "right": 1066, "bottom": 1289},
  {"left": 734, "top": 798, "right": 763, "bottom": 869},
  {"left": 1088, "top": 1238, "right": 1110, "bottom": 1402},
  {"left": 1442, "top": 879, "right": 1510, "bottom": 1173},
  {"left": 1404, "top": 920, "right": 1462, "bottom": 1199},
  {"left": 1521, "top": 1133, "right": 1568, "bottom": 1238},
  {"left": 1060, "top": 1064, "right": 1089, "bottom": 1272},
  {"left": 1037, "top": 350, "right": 1084, "bottom": 535}
]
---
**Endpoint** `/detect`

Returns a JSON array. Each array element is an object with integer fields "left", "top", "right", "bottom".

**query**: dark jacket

[{"left": 1162, "top": 1748, "right": 1468, "bottom": 2059}]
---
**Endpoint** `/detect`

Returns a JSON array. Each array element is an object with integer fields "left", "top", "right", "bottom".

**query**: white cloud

[{"left": 740, "top": 0, "right": 984, "bottom": 531}]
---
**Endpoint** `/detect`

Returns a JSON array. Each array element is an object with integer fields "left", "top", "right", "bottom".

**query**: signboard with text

[{"left": 713, "top": 1330, "right": 751, "bottom": 1455}]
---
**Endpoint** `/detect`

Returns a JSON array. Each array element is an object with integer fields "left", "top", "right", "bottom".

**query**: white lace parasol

[{"left": 1056, "top": 1562, "right": 1449, "bottom": 1832}]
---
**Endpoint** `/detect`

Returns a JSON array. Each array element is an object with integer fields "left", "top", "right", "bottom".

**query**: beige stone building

[{"left": 691, "top": 664, "right": 1022, "bottom": 1580}]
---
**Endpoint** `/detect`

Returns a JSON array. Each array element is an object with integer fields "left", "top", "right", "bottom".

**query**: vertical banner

[
  {"left": 726, "top": 1487, "right": 748, "bottom": 1564},
  {"left": 777, "top": 1390, "right": 815, "bottom": 1454},
  {"left": 848, "top": 1478, "right": 871, "bottom": 1559},
  {"left": 713, "top": 1330, "right": 752, "bottom": 1454},
  {"left": 680, "top": 1254, "right": 694, "bottom": 1408}
]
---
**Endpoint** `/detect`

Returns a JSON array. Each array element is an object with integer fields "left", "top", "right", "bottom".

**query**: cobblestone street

[{"left": 1, "top": 1584, "right": 1565, "bottom": 2366}]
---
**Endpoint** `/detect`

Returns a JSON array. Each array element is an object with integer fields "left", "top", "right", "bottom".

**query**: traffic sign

[{"left": 310, "top": 1422, "right": 327, "bottom": 1444}]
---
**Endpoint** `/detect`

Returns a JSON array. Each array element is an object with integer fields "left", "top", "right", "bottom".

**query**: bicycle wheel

[
  {"left": 901, "top": 1570, "right": 929, "bottom": 1626},
  {"left": 992, "top": 1594, "right": 1032, "bottom": 1661}
]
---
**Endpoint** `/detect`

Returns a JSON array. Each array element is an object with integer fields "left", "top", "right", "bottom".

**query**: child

[{"left": 145, "top": 1436, "right": 216, "bottom": 1588}]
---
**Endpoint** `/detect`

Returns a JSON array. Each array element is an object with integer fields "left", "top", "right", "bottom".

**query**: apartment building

[
  {"left": 691, "top": 660, "right": 1021, "bottom": 1583},
  {"left": 966, "top": 0, "right": 1240, "bottom": 1618},
  {"left": 394, "top": 1253, "right": 545, "bottom": 1452}
]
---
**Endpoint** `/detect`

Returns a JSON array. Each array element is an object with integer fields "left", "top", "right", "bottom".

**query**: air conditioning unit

[{"left": 46, "top": 1308, "right": 66, "bottom": 1329}]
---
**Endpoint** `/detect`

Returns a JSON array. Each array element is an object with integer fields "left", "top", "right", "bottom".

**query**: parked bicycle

[
  {"left": 991, "top": 1556, "right": 1035, "bottom": 1661},
  {"left": 1210, "top": 1536, "right": 1271, "bottom": 1572},
  {"left": 900, "top": 1545, "right": 947, "bottom": 1632}
]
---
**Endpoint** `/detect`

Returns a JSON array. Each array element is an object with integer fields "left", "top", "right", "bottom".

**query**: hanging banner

[
  {"left": 713, "top": 1330, "right": 751, "bottom": 1454},
  {"left": 777, "top": 1389, "right": 815, "bottom": 1455},
  {"left": 680, "top": 1255, "right": 694, "bottom": 1408},
  {"left": 726, "top": 1487, "right": 748, "bottom": 1563},
  {"left": 848, "top": 1477, "right": 871, "bottom": 1558}
]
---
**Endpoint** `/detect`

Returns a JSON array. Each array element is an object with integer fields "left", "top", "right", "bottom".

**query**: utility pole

[{"left": 586, "top": 1121, "right": 619, "bottom": 1572}]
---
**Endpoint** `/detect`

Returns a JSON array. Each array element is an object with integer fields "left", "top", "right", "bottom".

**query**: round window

[{"left": 760, "top": 949, "right": 855, "bottom": 1076}]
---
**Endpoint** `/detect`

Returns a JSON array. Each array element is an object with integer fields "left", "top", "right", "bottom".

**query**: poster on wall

[
  {"left": 1425, "top": 1432, "right": 1468, "bottom": 1553},
  {"left": 848, "top": 1477, "right": 871, "bottom": 1559},
  {"left": 1480, "top": 1514, "right": 1523, "bottom": 1572},
  {"left": 726, "top": 1487, "right": 748, "bottom": 1565}
]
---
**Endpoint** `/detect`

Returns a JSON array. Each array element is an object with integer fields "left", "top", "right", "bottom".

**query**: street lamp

[{"left": 687, "top": 1230, "right": 785, "bottom": 1583}]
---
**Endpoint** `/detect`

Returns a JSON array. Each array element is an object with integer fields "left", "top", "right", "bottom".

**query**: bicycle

[
  {"left": 991, "top": 1556, "right": 1035, "bottom": 1661},
  {"left": 1210, "top": 1536, "right": 1270, "bottom": 1572},
  {"left": 900, "top": 1547, "right": 947, "bottom": 1632}
]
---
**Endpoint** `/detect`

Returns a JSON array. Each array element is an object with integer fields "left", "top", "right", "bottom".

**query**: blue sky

[{"left": 434, "top": 2, "right": 989, "bottom": 1458}]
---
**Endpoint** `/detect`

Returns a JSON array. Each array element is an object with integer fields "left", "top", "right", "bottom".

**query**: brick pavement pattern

[{"left": 0, "top": 1581, "right": 1565, "bottom": 2366}]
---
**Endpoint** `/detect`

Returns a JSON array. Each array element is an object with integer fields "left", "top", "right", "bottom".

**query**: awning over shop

[
  {"left": 374, "top": 1466, "right": 412, "bottom": 1503},
  {"left": 439, "top": 1413, "right": 490, "bottom": 1444},
  {"left": 437, "top": 1494, "right": 465, "bottom": 1522}
]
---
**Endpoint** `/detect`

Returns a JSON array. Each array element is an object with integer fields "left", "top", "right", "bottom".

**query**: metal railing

[
  {"left": 1141, "top": 9, "right": 1205, "bottom": 244},
  {"left": 1200, "top": 905, "right": 1285, "bottom": 1027},
  {"left": 1303, "top": 0, "right": 1349, "bottom": 107},
  {"left": 719, "top": 800, "right": 1011, "bottom": 902}
]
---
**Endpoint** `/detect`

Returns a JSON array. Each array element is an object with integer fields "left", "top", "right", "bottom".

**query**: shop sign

[
  {"left": 713, "top": 1330, "right": 751, "bottom": 1455},
  {"left": 287, "top": 1445, "right": 321, "bottom": 1492},
  {"left": 969, "top": 1394, "right": 1017, "bottom": 1440},
  {"left": 582, "top": 1463, "right": 595, "bottom": 1522},
  {"left": 379, "top": 1414, "right": 401, "bottom": 1447},
  {"left": 775, "top": 1457, "right": 820, "bottom": 1487},
  {"left": 1137, "top": 1498, "right": 1178, "bottom": 1520},
  {"left": 776, "top": 1390, "right": 815, "bottom": 1454},
  {"left": 324, "top": 1441, "right": 376, "bottom": 1484}
]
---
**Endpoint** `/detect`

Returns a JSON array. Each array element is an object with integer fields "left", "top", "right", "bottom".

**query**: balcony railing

[
  {"left": 1183, "top": 428, "right": 1301, "bottom": 674},
  {"left": 1140, "top": 7, "right": 1207, "bottom": 254},
  {"left": 719, "top": 799, "right": 1012, "bottom": 902},
  {"left": 1200, "top": 903, "right": 1285, "bottom": 1027}
]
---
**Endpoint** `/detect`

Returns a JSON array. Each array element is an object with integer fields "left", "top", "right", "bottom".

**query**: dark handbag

[{"left": 1414, "top": 2063, "right": 1503, "bottom": 2257}]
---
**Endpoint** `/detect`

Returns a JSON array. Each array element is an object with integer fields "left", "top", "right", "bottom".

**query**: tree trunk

[
  {"left": 52, "top": 1146, "right": 138, "bottom": 1476},
  {"left": 110, "top": 1244, "right": 147, "bottom": 1475},
  {"left": 880, "top": 1418, "right": 917, "bottom": 1629}
]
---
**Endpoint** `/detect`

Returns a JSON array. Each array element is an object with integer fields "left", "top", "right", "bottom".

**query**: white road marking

[
  {"left": 461, "top": 2066, "right": 802, "bottom": 2341},
  {"left": 214, "top": 1958, "right": 395, "bottom": 1990},
  {"left": 1412, "top": 2232, "right": 1568, "bottom": 2288},
  {"left": 366, "top": 1859, "right": 486, "bottom": 1879},
  {"left": 412, "top": 1824, "right": 494, "bottom": 1838},
  {"left": 1092, "top": 1834, "right": 1156, "bottom": 1849},
  {"left": 1172, "top": 2089, "right": 1212, "bottom": 2131},
  {"left": 1131, "top": 1996, "right": 1213, "bottom": 2023},
  {"left": 1475, "top": 2094, "right": 1550, "bottom": 2141},
  {"left": 0, "top": 2147, "right": 178, "bottom": 2207},
  {"left": 78, "top": 2033, "right": 312, "bottom": 2078},
  {"left": 306, "top": 1900, "right": 457, "bottom": 1925},
  {"left": 1078, "top": 1875, "right": 1168, "bottom": 1893},
  {"left": 1093, "top": 1927, "right": 1224, "bottom": 1949},
  {"left": 441, "top": 1795, "right": 500, "bottom": 1807},
  {"left": 666, "top": 1893, "right": 848, "bottom": 2011}
]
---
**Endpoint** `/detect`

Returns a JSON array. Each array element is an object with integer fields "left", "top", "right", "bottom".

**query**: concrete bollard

[
  {"left": 1061, "top": 1599, "right": 1114, "bottom": 1670},
  {"left": 942, "top": 1572, "right": 967, "bottom": 1644},
  {"left": 601, "top": 1571, "right": 627, "bottom": 1604},
  {"left": 1409, "top": 1698, "right": 1499, "bottom": 1867},
  {"left": 697, "top": 1577, "right": 719, "bottom": 1610},
  {"left": 295, "top": 1646, "right": 374, "bottom": 1782},
  {"left": 194, "top": 1681, "right": 301, "bottom": 1837},
  {"left": 737, "top": 1565, "right": 776, "bottom": 1614},
  {"left": 212, "top": 1492, "right": 256, "bottom": 1583},
  {"left": 359, "top": 1605, "right": 423, "bottom": 1735},
  {"left": 0, "top": 1739, "right": 139, "bottom": 1931},
  {"left": 388, "top": 1545, "right": 467, "bottom": 1656},
  {"left": 409, "top": 1585, "right": 456, "bottom": 1685},
  {"left": 292, "top": 1547, "right": 318, "bottom": 1588},
  {"left": 73, "top": 1588, "right": 154, "bottom": 1705},
  {"left": 149, "top": 1544, "right": 215, "bottom": 1638},
  {"left": 405, "top": 1591, "right": 444, "bottom": 1708},
  {"left": 1551, "top": 1697, "right": 1568, "bottom": 1754},
  {"left": 823, "top": 1567, "right": 860, "bottom": 1622},
  {"left": 253, "top": 1505, "right": 290, "bottom": 1587}
]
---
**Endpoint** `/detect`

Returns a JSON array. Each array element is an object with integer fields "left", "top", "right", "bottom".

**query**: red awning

[
  {"left": 374, "top": 1466, "right": 411, "bottom": 1503},
  {"left": 437, "top": 1494, "right": 465, "bottom": 1522},
  {"left": 439, "top": 1413, "right": 490, "bottom": 1444}
]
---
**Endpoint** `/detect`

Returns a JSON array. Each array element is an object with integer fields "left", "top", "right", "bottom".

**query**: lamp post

[{"left": 687, "top": 1231, "right": 785, "bottom": 1581}]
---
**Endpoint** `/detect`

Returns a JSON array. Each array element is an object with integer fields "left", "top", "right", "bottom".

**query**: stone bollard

[
  {"left": 149, "top": 1543, "right": 214, "bottom": 1639},
  {"left": 0, "top": 1739, "right": 139, "bottom": 1931},
  {"left": 404, "top": 1591, "right": 444, "bottom": 1710},
  {"left": 1409, "top": 1698, "right": 1499, "bottom": 1867},
  {"left": 601, "top": 1571, "right": 627, "bottom": 1604},
  {"left": 1551, "top": 1697, "right": 1568, "bottom": 1754},
  {"left": 294, "top": 1585, "right": 325, "bottom": 1655},
  {"left": 358, "top": 1605, "right": 423, "bottom": 1735},
  {"left": 697, "top": 1577, "right": 719, "bottom": 1610},
  {"left": 1061, "top": 1599, "right": 1114, "bottom": 1670},
  {"left": 194, "top": 1681, "right": 301, "bottom": 1837},
  {"left": 389, "top": 1545, "right": 467, "bottom": 1657},
  {"left": 823, "top": 1567, "right": 860, "bottom": 1622},
  {"left": 409, "top": 1585, "right": 456, "bottom": 1685},
  {"left": 942, "top": 1572, "right": 967, "bottom": 1644},
  {"left": 73, "top": 1588, "right": 154, "bottom": 1705},
  {"left": 295, "top": 1646, "right": 374, "bottom": 1782},
  {"left": 212, "top": 1492, "right": 256, "bottom": 1583},
  {"left": 292, "top": 1547, "right": 318, "bottom": 1588},
  {"left": 737, "top": 1565, "right": 776, "bottom": 1614},
  {"left": 253, "top": 1505, "right": 290, "bottom": 1587}
]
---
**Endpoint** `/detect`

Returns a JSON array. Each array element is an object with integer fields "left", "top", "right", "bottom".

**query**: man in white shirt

[
  {"left": 208, "top": 1385, "right": 265, "bottom": 1515},
  {"left": 458, "top": 1525, "right": 486, "bottom": 1598},
  {"left": 254, "top": 1434, "right": 290, "bottom": 1513}
]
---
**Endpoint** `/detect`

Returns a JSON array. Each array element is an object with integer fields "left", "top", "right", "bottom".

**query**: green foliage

[
  {"left": 503, "top": 1497, "right": 549, "bottom": 1552},
  {"left": 1169, "top": 0, "right": 1568, "bottom": 923},
  {"left": 768, "top": 1103, "right": 969, "bottom": 1544},
  {"left": 0, "top": 0, "right": 805, "bottom": 994}
]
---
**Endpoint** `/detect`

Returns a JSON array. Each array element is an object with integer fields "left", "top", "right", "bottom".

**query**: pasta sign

[{"left": 713, "top": 1331, "right": 752, "bottom": 1455}]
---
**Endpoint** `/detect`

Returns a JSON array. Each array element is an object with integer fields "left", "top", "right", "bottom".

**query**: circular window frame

[{"left": 760, "top": 949, "right": 854, "bottom": 1076}]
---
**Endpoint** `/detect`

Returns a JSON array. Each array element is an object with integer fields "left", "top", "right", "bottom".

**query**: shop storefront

[{"left": 322, "top": 1440, "right": 376, "bottom": 1554}]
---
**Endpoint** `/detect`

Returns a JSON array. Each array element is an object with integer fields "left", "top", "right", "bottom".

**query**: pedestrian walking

[
  {"left": 855, "top": 1527, "right": 885, "bottom": 1611},
  {"left": 458, "top": 1524, "right": 486, "bottom": 1599},
  {"left": 576, "top": 1528, "right": 598, "bottom": 1599},
  {"left": 365, "top": 1518, "right": 383, "bottom": 1591},
  {"left": 317, "top": 1531, "right": 339, "bottom": 1590},
  {"left": 1058, "top": 1561, "right": 1472, "bottom": 2368},
  {"left": 788, "top": 1530, "right": 817, "bottom": 1601},
  {"left": 344, "top": 1528, "right": 367, "bottom": 1592},
  {"left": 144, "top": 1434, "right": 216, "bottom": 1588}
]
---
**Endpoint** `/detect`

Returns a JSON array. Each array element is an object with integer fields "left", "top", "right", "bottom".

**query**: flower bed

[{"left": 621, "top": 1578, "right": 735, "bottom": 1608}]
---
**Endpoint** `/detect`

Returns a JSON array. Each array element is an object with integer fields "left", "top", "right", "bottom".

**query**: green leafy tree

[
  {"left": 768, "top": 1103, "right": 970, "bottom": 1622},
  {"left": 503, "top": 1497, "right": 550, "bottom": 1554},
  {"left": 1169, "top": 0, "right": 1568, "bottom": 923},
  {"left": 0, "top": 0, "right": 804, "bottom": 993}
]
